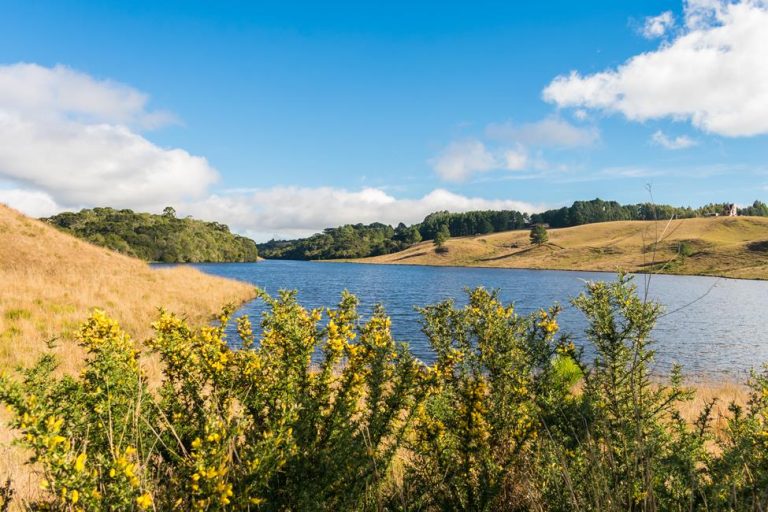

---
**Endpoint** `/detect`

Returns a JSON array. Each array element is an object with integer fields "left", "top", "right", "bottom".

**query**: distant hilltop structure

[{"left": 704, "top": 203, "right": 738, "bottom": 217}]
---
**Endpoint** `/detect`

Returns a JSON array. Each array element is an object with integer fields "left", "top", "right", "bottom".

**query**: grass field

[
  {"left": 0, "top": 203, "right": 257, "bottom": 503},
  {"left": 354, "top": 216, "right": 768, "bottom": 280}
]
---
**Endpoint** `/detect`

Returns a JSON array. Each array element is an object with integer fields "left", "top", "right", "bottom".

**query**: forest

[{"left": 43, "top": 207, "right": 259, "bottom": 263}]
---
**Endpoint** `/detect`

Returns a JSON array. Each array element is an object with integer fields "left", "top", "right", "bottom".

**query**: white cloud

[
  {"left": 0, "top": 63, "right": 175, "bottom": 128},
  {"left": 543, "top": 0, "right": 768, "bottom": 137},
  {"left": 0, "top": 63, "right": 218, "bottom": 212},
  {"left": 430, "top": 116, "right": 597, "bottom": 182},
  {"left": 430, "top": 139, "right": 525, "bottom": 182},
  {"left": 184, "top": 187, "right": 543, "bottom": 241},
  {"left": 651, "top": 130, "right": 699, "bottom": 149},
  {"left": 503, "top": 147, "right": 528, "bottom": 170},
  {"left": 486, "top": 117, "right": 599, "bottom": 148},
  {"left": 0, "top": 186, "right": 60, "bottom": 217},
  {"left": 642, "top": 11, "right": 676, "bottom": 38}
]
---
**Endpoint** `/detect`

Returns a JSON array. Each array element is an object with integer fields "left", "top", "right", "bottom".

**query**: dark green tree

[
  {"left": 530, "top": 224, "right": 548, "bottom": 245},
  {"left": 433, "top": 224, "right": 450, "bottom": 251}
]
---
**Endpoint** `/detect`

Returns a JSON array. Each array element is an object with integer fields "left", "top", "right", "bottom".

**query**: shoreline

[{"left": 304, "top": 258, "right": 767, "bottom": 283}]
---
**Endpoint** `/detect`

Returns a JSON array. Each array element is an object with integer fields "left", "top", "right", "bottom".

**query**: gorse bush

[
  {"left": 1, "top": 276, "right": 768, "bottom": 510},
  {"left": 403, "top": 290, "right": 571, "bottom": 511}
]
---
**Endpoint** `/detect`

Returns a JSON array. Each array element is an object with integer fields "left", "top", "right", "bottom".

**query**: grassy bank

[
  {"left": 0, "top": 204, "right": 257, "bottom": 505},
  {"left": 353, "top": 216, "right": 768, "bottom": 280}
]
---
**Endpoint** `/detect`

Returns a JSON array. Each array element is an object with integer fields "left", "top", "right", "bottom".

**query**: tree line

[
  {"left": 258, "top": 198, "right": 768, "bottom": 260},
  {"left": 43, "top": 207, "right": 259, "bottom": 263}
]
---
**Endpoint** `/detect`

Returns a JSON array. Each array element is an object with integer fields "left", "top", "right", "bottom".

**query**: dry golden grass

[
  {"left": 679, "top": 380, "right": 749, "bottom": 428},
  {"left": 0, "top": 203, "right": 257, "bottom": 505},
  {"left": 354, "top": 217, "right": 768, "bottom": 280}
]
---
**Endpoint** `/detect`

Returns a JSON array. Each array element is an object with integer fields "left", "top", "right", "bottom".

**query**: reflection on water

[{"left": 180, "top": 260, "right": 768, "bottom": 379}]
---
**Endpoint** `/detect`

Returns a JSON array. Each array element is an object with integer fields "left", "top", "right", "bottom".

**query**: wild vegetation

[
  {"left": 1, "top": 275, "right": 766, "bottom": 511},
  {"left": 43, "top": 207, "right": 259, "bottom": 263},
  {"left": 258, "top": 198, "right": 768, "bottom": 261}
]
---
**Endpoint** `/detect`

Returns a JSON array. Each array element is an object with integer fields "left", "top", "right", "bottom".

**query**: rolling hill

[
  {"left": 0, "top": 203, "right": 257, "bottom": 371},
  {"left": 353, "top": 217, "right": 768, "bottom": 280},
  {"left": 0, "top": 203, "right": 257, "bottom": 498}
]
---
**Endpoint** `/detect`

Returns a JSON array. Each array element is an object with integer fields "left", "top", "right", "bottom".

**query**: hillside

[
  {"left": 43, "top": 207, "right": 259, "bottom": 263},
  {"left": 353, "top": 217, "right": 768, "bottom": 280},
  {"left": 1, "top": 204, "right": 257, "bottom": 497},
  {"left": 0, "top": 204, "right": 258, "bottom": 368}
]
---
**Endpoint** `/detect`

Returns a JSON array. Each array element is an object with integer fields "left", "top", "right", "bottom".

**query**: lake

[{"left": 186, "top": 260, "right": 768, "bottom": 380}]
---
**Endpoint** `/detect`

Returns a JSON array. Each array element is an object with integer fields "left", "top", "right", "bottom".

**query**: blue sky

[{"left": 0, "top": 0, "right": 766, "bottom": 239}]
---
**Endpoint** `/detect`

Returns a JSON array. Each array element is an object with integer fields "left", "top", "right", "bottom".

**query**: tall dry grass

[{"left": 0, "top": 204, "right": 257, "bottom": 506}]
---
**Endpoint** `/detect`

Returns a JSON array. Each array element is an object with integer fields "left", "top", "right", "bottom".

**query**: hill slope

[
  {"left": 43, "top": 207, "right": 259, "bottom": 263},
  {"left": 0, "top": 204, "right": 257, "bottom": 499},
  {"left": 0, "top": 204, "right": 256, "bottom": 370},
  {"left": 353, "top": 217, "right": 768, "bottom": 280}
]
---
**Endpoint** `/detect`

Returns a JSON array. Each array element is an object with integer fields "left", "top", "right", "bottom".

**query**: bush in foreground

[{"left": 1, "top": 276, "right": 768, "bottom": 510}]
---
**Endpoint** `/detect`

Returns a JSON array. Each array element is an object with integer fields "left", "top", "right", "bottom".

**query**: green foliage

[
  {"left": 707, "top": 368, "right": 768, "bottom": 509},
  {"left": 433, "top": 224, "right": 450, "bottom": 251},
  {"left": 405, "top": 290, "right": 569, "bottom": 511},
  {"left": 43, "top": 207, "right": 259, "bottom": 263},
  {"left": 542, "top": 275, "right": 707, "bottom": 511},
  {"left": 258, "top": 223, "right": 400, "bottom": 260},
  {"left": 0, "top": 292, "right": 426, "bottom": 511},
  {"left": 530, "top": 224, "right": 549, "bottom": 245},
  {"left": 739, "top": 200, "right": 768, "bottom": 217},
  {"left": 3, "top": 276, "right": 768, "bottom": 510}
]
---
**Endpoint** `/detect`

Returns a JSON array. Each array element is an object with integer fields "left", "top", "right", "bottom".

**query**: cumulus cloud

[
  {"left": 184, "top": 187, "right": 543, "bottom": 240},
  {"left": 651, "top": 130, "right": 699, "bottom": 149},
  {"left": 0, "top": 63, "right": 543, "bottom": 240},
  {"left": 0, "top": 186, "right": 60, "bottom": 217},
  {"left": 486, "top": 117, "right": 599, "bottom": 148},
  {"left": 0, "top": 63, "right": 176, "bottom": 128},
  {"left": 429, "top": 139, "right": 527, "bottom": 182},
  {"left": 543, "top": 0, "right": 768, "bottom": 137},
  {"left": 0, "top": 63, "right": 218, "bottom": 212},
  {"left": 641, "top": 11, "right": 676, "bottom": 38},
  {"left": 430, "top": 116, "right": 596, "bottom": 182}
]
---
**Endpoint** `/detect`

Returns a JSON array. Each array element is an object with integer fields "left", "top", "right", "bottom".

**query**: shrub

[
  {"left": 530, "top": 225, "right": 548, "bottom": 246},
  {"left": 1, "top": 276, "right": 768, "bottom": 511},
  {"left": 402, "top": 288, "right": 574, "bottom": 510},
  {"left": 0, "top": 291, "right": 427, "bottom": 511},
  {"left": 534, "top": 274, "right": 712, "bottom": 511}
]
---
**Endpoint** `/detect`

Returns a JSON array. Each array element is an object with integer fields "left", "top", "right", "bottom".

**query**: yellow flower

[
  {"left": 70, "top": 489, "right": 80, "bottom": 504},
  {"left": 74, "top": 452, "right": 87, "bottom": 473},
  {"left": 136, "top": 493, "right": 153, "bottom": 510}
]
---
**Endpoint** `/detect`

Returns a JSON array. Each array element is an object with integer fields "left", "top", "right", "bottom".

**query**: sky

[{"left": 0, "top": 0, "right": 767, "bottom": 240}]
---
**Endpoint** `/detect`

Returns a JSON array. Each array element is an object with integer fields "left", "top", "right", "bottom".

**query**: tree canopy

[
  {"left": 43, "top": 207, "right": 259, "bottom": 263},
  {"left": 530, "top": 224, "right": 548, "bottom": 245}
]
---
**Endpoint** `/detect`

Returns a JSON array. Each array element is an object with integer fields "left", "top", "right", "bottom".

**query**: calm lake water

[{"left": 185, "top": 260, "right": 768, "bottom": 380}]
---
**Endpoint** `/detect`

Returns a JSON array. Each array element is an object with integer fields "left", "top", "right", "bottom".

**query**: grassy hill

[
  {"left": 353, "top": 216, "right": 768, "bottom": 280},
  {"left": 0, "top": 204, "right": 257, "bottom": 369},
  {"left": 0, "top": 204, "right": 257, "bottom": 499}
]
